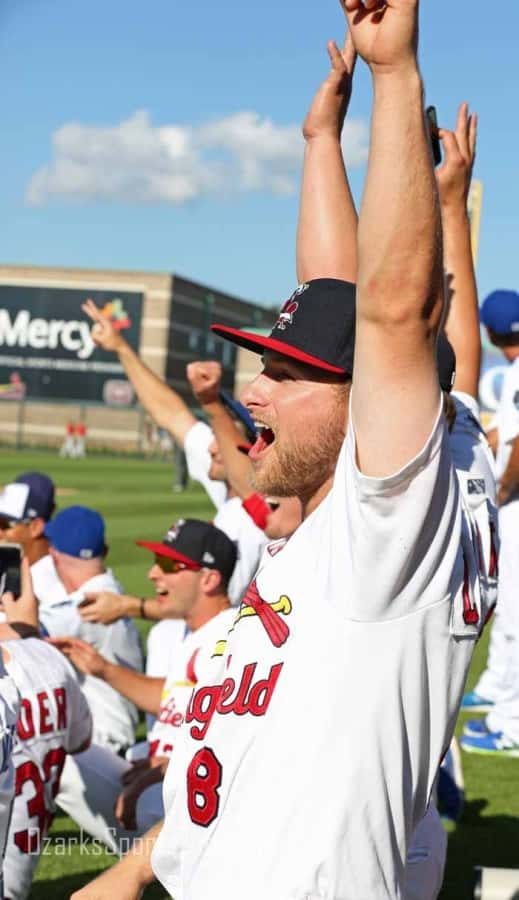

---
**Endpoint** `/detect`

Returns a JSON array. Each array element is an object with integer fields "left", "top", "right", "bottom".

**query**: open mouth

[{"left": 249, "top": 423, "right": 275, "bottom": 461}]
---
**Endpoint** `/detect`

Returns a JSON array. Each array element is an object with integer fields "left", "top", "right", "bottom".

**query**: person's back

[
  {"left": 0, "top": 653, "right": 18, "bottom": 900},
  {"left": 2, "top": 635, "right": 92, "bottom": 900}
]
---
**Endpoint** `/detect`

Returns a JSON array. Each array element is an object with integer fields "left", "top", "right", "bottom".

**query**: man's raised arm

[
  {"left": 296, "top": 30, "right": 358, "bottom": 284},
  {"left": 82, "top": 300, "right": 196, "bottom": 445},
  {"left": 345, "top": 0, "right": 443, "bottom": 477},
  {"left": 437, "top": 103, "right": 481, "bottom": 399}
]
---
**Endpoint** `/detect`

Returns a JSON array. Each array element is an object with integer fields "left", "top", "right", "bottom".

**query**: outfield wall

[{"left": 0, "top": 264, "right": 273, "bottom": 452}]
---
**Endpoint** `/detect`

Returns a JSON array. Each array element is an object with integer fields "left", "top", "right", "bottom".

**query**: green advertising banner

[{"left": 0, "top": 285, "right": 143, "bottom": 404}]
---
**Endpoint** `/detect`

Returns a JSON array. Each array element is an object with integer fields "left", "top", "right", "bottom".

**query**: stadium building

[{"left": 0, "top": 264, "right": 273, "bottom": 452}]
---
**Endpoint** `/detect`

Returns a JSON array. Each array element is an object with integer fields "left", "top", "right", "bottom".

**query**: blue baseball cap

[
  {"left": 44, "top": 506, "right": 106, "bottom": 559},
  {"left": 480, "top": 290, "right": 519, "bottom": 335},
  {"left": 219, "top": 390, "right": 257, "bottom": 444}
]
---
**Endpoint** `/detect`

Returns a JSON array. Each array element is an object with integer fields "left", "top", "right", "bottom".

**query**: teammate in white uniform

[
  {"left": 42, "top": 506, "right": 143, "bottom": 750},
  {"left": 149, "top": 6, "right": 479, "bottom": 897},
  {"left": 461, "top": 290, "right": 519, "bottom": 755},
  {"left": 0, "top": 653, "right": 19, "bottom": 900},
  {"left": 0, "top": 627, "right": 92, "bottom": 900},
  {"left": 0, "top": 474, "right": 69, "bottom": 629},
  {"left": 81, "top": 299, "right": 267, "bottom": 608},
  {"left": 51, "top": 520, "right": 236, "bottom": 850}
]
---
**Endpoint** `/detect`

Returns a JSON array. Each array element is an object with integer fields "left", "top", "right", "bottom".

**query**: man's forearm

[
  {"left": 442, "top": 205, "right": 481, "bottom": 398},
  {"left": 296, "top": 136, "right": 358, "bottom": 283},
  {"left": 358, "top": 69, "right": 442, "bottom": 319},
  {"left": 103, "top": 662, "right": 164, "bottom": 715},
  {"left": 203, "top": 401, "right": 252, "bottom": 498},
  {"left": 117, "top": 342, "right": 195, "bottom": 443}
]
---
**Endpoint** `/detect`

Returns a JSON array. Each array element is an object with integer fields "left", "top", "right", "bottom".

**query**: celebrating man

[{"left": 150, "top": 3, "right": 479, "bottom": 899}]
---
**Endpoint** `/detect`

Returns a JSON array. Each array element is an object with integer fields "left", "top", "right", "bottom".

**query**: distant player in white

[
  {"left": 51, "top": 520, "right": 236, "bottom": 847},
  {"left": 81, "top": 299, "right": 267, "bottom": 609},
  {"left": 0, "top": 604, "right": 92, "bottom": 900},
  {"left": 149, "top": 5, "right": 479, "bottom": 898},
  {"left": 461, "top": 289, "right": 519, "bottom": 755}
]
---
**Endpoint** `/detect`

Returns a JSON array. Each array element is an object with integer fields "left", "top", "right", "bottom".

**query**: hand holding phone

[
  {"left": 0, "top": 543, "right": 23, "bottom": 598},
  {"left": 426, "top": 106, "right": 442, "bottom": 167}
]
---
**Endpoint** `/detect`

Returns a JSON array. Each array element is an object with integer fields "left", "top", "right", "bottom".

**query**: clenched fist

[{"left": 186, "top": 361, "right": 223, "bottom": 406}]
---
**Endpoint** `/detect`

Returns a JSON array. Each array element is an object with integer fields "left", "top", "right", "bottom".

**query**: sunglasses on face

[
  {"left": 0, "top": 517, "right": 30, "bottom": 530},
  {"left": 153, "top": 555, "right": 200, "bottom": 574}
]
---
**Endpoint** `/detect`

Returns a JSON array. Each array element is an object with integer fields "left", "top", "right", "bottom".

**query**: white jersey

[
  {"left": 148, "top": 610, "right": 234, "bottom": 759},
  {"left": 146, "top": 620, "right": 188, "bottom": 679},
  {"left": 40, "top": 570, "right": 143, "bottom": 751},
  {"left": 495, "top": 356, "right": 519, "bottom": 489},
  {"left": 30, "top": 554, "right": 68, "bottom": 608},
  {"left": 0, "top": 655, "right": 19, "bottom": 898},
  {"left": 184, "top": 421, "right": 267, "bottom": 605},
  {"left": 451, "top": 391, "right": 499, "bottom": 618},
  {"left": 152, "top": 406, "right": 479, "bottom": 900},
  {"left": 2, "top": 638, "right": 92, "bottom": 900}
]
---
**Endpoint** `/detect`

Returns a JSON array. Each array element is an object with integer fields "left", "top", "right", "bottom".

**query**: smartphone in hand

[
  {"left": 0, "top": 543, "right": 23, "bottom": 597},
  {"left": 426, "top": 106, "right": 442, "bottom": 167}
]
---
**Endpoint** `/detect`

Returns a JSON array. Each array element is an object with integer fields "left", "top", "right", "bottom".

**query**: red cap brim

[
  {"left": 135, "top": 541, "right": 201, "bottom": 569},
  {"left": 210, "top": 325, "right": 347, "bottom": 374}
]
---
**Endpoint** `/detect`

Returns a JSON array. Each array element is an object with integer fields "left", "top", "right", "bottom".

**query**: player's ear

[
  {"left": 29, "top": 517, "right": 46, "bottom": 539},
  {"left": 201, "top": 568, "right": 223, "bottom": 594}
]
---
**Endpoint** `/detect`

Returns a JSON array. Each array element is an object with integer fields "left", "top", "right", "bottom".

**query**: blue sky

[{"left": 1, "top": 0, "right": 517, "bottom": 308}]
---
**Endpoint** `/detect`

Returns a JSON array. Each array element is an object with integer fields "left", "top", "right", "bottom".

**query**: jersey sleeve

[
  {"left": 335, "top": 398, "right": 462, "bottom": 622},
  {"left": 183, "top": 421, "right": 228, "bottom": 510}
]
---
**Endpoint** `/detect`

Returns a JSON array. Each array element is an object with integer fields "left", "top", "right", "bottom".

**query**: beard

[{"left": 252, "top": 414, "right": 345, "bottom": 500}]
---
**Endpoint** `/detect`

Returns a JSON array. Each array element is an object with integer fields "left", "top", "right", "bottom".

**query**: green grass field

[{"left": 1, "top": 448, "right": 517, "bottom": 899}]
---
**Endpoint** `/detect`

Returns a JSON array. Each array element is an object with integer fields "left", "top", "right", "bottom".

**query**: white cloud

[{"left": 26, "top": 109, "right": 369, "bottom": 207}]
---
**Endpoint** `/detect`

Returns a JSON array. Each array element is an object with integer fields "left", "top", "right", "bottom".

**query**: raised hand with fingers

[
  {"left": 436, "top": 102, "right": 477, "bottom": 211},
  {"left": 342, "top": 0, "right": 418, "bottom": 74},
  {"left": 82, "top": 299, "right": 125, "bottom": 353},
  {"left": 303, "top": 31, "right": 357, "bottom": 142}
]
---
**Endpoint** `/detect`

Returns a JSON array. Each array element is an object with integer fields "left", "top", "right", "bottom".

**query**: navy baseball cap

[
  {"left": 219, "top": 390, "right": 257, "bottom": 443},
  {"left": 137, "top": 518, "right": 237, "bottom": 582},
  {"left": 0, "top": 472, "right": 55, "bottom": 523},
  {"left": 480, "top": 290, "right": 519, "bottom": 335},
  {"left": 212, "top": 279, "right": 356, "bottom": 375},
  {"left": 212, "top": 278, "right": 456, "bottom": 388},
  {"left": 44, "top": 506, "right": 106, "bottom": 559}
]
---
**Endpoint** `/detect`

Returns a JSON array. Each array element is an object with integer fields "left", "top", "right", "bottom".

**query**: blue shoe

[
  {"left": 463, "top": 718, "right": 491, "bottom": 738},
  {"left": 460, "top": 731, "right": 519, "bottom": 757},
  {"left": 460, "top": 690, "right": 495, "bottom": 713},
  {"left": 438, "top": 738, "right": 464, "bottom": 822}
]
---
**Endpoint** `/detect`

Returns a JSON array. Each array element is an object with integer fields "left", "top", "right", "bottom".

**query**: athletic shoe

[
  {"left": 460, "top": 690, "right": 495, "bottom": 713},
  {"left": 460, "top": 731, "right": 519, "bottom": 757},
  {"left": 437, "top": 737, "right": 464, "bottom": 822},
  {"left": 463, "top": 718, "right": 491, "bottom": 738}
]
